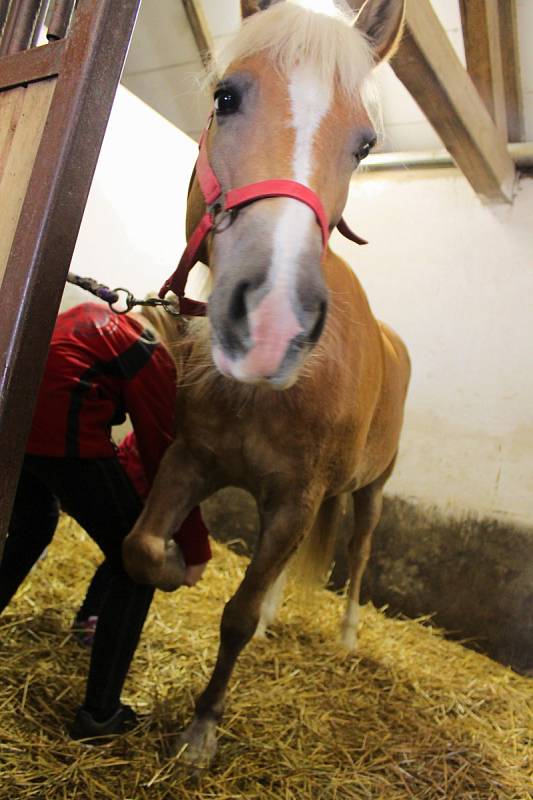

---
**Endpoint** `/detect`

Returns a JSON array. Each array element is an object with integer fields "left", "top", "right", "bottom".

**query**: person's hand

[{"left": 183, "top": 562, "right": 208, "bottom": 587}]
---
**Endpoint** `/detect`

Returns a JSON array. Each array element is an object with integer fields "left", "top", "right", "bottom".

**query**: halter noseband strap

[{"left": 159, "top": 114, "right": 367, "bottom": 314}]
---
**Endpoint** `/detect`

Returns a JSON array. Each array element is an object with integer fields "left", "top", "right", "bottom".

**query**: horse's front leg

[
  {"left": 178, "top": 497, "right": 319, "bottom": 768},
  {"left": 122, "top": 439, "right": 206, "bottom": 589}
]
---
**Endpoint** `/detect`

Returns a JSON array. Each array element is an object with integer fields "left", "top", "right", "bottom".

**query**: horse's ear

[
  {"left": 354, "top": 0, "right": 405, "bottom": 63},
  {"left": 241, "top": 0, "right": 285, "bottom": 20}
]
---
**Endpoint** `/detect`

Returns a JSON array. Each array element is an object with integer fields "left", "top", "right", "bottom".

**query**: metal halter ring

[
  {"left": 110, "top": 288, "right": 136, "bottom": 314},
  {"left": 149, "top": 297, "right": 182, "bottom": 317},
  {"left": 209, "top": 201, "right": 237, "bottom": 234},
  {"left": 110, "top": 288, "right": 181, "bottom": 317}
]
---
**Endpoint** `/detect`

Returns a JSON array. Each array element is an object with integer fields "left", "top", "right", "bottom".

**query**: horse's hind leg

[
  {"left": 255, "top": 568, "right": 287, "bottom": 639},
  {"left": 341, "top": 459, "right": 396, "bottom": 651},
  {"left": 178, "top": 497, "right": 319, "bottom": 768},
  {"left": 255, "top": 493, "right": 345, "bottom": 639}
]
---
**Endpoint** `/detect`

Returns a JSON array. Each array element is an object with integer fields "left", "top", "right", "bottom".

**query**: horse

[{"left": 123, "top": 0, "right": 410, "bottom": 767}]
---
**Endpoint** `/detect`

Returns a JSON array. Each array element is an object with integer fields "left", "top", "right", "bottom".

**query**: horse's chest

[
  {"left": 185, "top": 399, "right": 318, "bottom": 476},
  {"left": 181, "top": 384, "right": 376, "bottom": 494}
]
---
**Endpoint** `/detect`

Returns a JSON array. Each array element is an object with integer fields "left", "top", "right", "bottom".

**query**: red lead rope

[{"left": 159, "top": 115, "right": 367, "bottom": 315}]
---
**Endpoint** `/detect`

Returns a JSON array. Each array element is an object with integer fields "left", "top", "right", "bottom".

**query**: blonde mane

[{"left": 213, "top": 2, "right": 377, "bottom": 103}]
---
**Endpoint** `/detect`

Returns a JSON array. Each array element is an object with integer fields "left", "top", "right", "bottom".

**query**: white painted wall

[
  {"left": 69, "top": 86, "right": 533, "bottom": 529},
  {"left": 332, "top": 170, "right": 533, "bottom": 527},
  {"left": 62, "top": 86, "right": 206, "bottom": 312}
]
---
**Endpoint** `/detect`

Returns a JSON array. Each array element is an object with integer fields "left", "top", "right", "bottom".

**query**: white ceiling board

[
  {"left": 202, "top": 0, "right": 241, "bottom": 37},
  {"left": 123, "top": 63, "right": 212, "bottom": 134},
  {"left": 123, "top": 0, "right": 200, "bottom": 75},
  {"left": 122, "top": 0, "right": 532, "bottom": 149}
]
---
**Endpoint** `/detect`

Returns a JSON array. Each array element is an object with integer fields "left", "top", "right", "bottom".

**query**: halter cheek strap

[{"left": 159, "top": 114, "right": 367, "bottom": 315}]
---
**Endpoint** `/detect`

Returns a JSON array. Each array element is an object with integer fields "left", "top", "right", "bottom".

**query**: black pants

[
  {"left": 76, "top": 559, "right": 115, "bottom": 621},
  {"left": 0, "top": 455, "right": 154, "bottom": 716}
]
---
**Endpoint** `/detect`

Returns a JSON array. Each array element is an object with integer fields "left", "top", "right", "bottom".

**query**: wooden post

[
  {"left": 458, "top": 0, "right": 508, "bottom": 138},
  {"left": 392, "top": 0, "right": 515, "bottom": 203},
  {"left": 497, "top": 0, "right": 524, "bottom": 143},
  {"left": 181, "top": 0, "right": 214, "bottom": 69}
]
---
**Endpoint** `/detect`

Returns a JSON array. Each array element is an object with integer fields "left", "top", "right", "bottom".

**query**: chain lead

[
  {"left": 110, "top": 288, "right": 181, "bottom": 316},
  {"left": 66, "top": 273, "right": 181, "bottom": 316}
]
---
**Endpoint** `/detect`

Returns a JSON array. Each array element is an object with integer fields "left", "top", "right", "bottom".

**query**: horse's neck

[
  {"left": 323, "top": 248, "right": 367, "bottom": 307},
  {"left": 319, "top": 250, "right": 377, "bottom": 365}
]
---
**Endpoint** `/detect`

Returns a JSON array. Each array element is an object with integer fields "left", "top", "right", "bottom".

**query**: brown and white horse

[{"left": 123, "top": 0, "right": 410, "bottom": 767}]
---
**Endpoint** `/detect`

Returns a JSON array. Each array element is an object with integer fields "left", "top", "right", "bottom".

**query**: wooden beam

[
  {"left": 0, "top": 80, "right": 55, "bottom": 284},
  {"left": 458, "top": 0, "right": 507, "bottom": 138},
  {"left": 497, "top": 0, "right": 524, "bottom": 143},
  {"left": 181, "top": 0, "right": 214, "bottom": 70},
  {"left": 391, "top": 0, "right": 515, "bottom": 203},
  {"left": 0, "top": 38, "right": 65, "bottom": 90}
]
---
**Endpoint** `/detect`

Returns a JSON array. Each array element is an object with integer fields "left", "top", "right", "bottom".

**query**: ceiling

[{"left": 122, "top": 0, "right": 533, "bottom": 152}]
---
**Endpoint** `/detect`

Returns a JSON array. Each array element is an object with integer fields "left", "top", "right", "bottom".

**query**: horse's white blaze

[
  {"left": 243, "top": 64, "right": 332, "bottom": 377},
  {"left": 290, "top": 62, "right": 333, "bottom": 183},
  {"left": 270, "top": 63, "right": 332, "bottom": 289}
]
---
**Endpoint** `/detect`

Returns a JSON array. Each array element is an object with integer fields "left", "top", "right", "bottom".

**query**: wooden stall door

[{"left": 0, "top": 0, "right": 141, "bottom": 557}]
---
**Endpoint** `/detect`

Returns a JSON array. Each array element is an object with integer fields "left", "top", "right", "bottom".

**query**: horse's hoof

[
  {"left": 176, "top": 717, "right": 218, "bottom": 769},
  {"left": 154, "top": 541, "right": 186, "bottom": 592},
  {"left": 122, "top": 533, "right": 166, "bottom": 585}
]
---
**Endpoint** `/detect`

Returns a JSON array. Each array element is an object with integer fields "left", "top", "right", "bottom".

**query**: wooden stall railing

[{"left": 0, "top": 0, "right": 141, "bottom": 558}]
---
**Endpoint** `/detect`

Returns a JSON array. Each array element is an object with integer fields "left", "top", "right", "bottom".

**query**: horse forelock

[{"left": 209, "top": 3, "right": 381, "bottom": 134}]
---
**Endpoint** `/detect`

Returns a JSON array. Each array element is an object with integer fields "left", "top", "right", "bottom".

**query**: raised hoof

[
  {"left": 176, "top": 717, "right": 218, "bottom": 769},
  {"left": 154, "top": 541, "right": 186, "bottom": 592},
  {"left": 122, "top": 532, "right": 166, "bottom": 585}
]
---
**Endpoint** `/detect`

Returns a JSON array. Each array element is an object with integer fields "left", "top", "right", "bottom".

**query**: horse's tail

[{"left": 291, "top": 494, "right": 347, "bottom": 586}]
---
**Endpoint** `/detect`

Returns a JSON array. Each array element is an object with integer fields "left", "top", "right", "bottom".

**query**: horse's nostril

[
  {"left": 309, "top": 299, "right": 328, "bottom": 344},
  {"left": 229, "top": 280, "right": 249, "bottom": 323}
]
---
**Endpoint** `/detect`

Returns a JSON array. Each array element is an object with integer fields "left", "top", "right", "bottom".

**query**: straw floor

[{"left": 0, "top": 515, "right": 531, "bottom": 800}]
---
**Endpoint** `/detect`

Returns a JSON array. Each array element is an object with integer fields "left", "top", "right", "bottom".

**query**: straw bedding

[{"left": 0, "top": 515, "right": 531, "bottom": 800}]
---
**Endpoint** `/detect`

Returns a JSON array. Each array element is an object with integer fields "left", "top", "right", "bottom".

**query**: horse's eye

[
  {"left": 214, "top": 87, "right": 241, "bottom": 116},
  {"left": 355, "top": 137, "right": 376, "bottom": 163}
]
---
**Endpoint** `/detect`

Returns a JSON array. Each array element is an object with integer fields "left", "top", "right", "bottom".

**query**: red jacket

[
  {"left": 118, "top": 432, "right": 211, "bottom": 566},
  {"left": 27, "top": 302, "right": 211, "bottom": 566}
]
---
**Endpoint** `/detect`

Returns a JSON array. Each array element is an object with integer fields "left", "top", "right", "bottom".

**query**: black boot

[{"left": 70, "top": 704, "right": 139, "bottom": 742}]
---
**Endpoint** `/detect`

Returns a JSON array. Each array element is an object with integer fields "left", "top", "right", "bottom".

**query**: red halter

[{"left": 159, "top": 114, "right": 367, "bottom": 316}]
